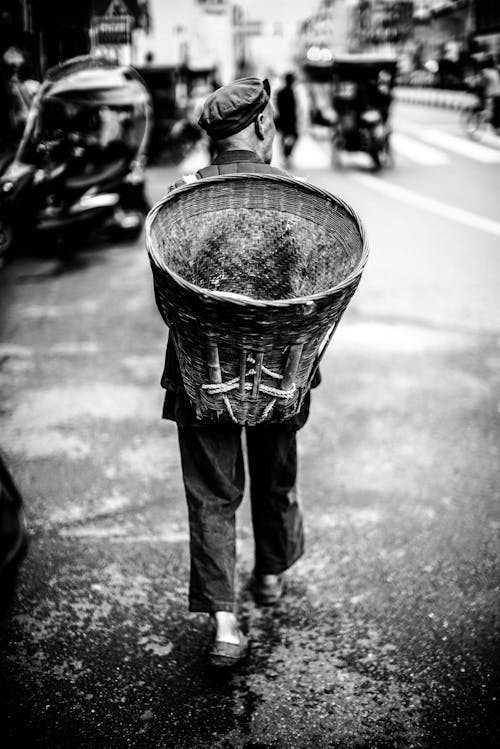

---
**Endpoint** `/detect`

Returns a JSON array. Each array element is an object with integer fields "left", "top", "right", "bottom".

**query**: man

[
  {"left": 0, "top": 47, "right": 36, "bottom": 161},
  {"left": 160, "top": 78, "right": 319, "bottom": 667},
  {"left": 275, "top": 72, "right": 298, "bottom": 167}
]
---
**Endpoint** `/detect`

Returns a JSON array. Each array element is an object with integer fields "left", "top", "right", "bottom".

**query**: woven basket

[{"left": 146, "top": 173, "right": 368, "bottom": 426}]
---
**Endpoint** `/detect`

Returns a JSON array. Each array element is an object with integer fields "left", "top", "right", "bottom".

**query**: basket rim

[{"left": 146, "top": 172, "right": 369, "bottom": 308}]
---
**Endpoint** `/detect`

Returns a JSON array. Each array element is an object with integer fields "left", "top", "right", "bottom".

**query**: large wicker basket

[{"left": 146, "top": 173, "right": 368, "bottom": 426}]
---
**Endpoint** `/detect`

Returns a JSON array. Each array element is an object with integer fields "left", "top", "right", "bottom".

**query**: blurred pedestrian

[
  {"left": 0, "top": 451, "right": 27, "bottom": 608},
  {"left": 0, "top": 47, "right": 36, "bottom": 156},
  {"left": 159, "top": 77, "right": 320, "bottom": 668},
  {"left": 479, "top": 54, "right": 500, "bottom": 127},
  {"left": 375, "top": 69, "right": 393, "bottom": 124},
  {"left": 275, "top": 72, "right": 298, "bottom": 166}
]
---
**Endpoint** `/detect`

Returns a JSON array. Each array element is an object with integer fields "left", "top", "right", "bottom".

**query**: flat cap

[{"left": 198, "top": 77, "right": 271, "bottom": 140}]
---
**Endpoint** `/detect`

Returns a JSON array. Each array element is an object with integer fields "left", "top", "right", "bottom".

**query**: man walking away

[{"left": 159, "top": 77, "right": 320, "bottom": 668}]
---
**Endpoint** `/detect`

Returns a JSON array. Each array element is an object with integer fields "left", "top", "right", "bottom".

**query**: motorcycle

[
  {"left": 460, "top": 96, "right": 500, "bottom": 140},
  {"left": 0, "top": 55, "right": 152, "bottom": 264},
  {"left": 305, "top": 53, "right": 397, "bottom": 171}
]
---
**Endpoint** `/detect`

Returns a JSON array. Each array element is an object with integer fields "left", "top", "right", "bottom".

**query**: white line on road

[
  {"left": 406, "top": 127, "right": 500, "bottom": 163},
  {"left": 391, "top": 132, "right": 449, "bottom": 165},
  {"left": 292, "top": 133, "right": 331, "bottom": 169},
  {"left": 351, "top": 173, "right": 500, "bottom": 237}
]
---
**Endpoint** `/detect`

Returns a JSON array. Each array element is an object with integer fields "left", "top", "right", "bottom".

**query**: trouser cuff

[
  {"left": 188, "top": 599, "right": 235, "bottom": 613},
  {"left": 254, "top": 545, "right": 304, "bottom": 576}
]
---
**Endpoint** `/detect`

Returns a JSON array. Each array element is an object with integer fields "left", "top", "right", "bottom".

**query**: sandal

[
  {"left": 251, "top": 572, "right": 285, "bottom": 606},
  {"left": 209, "top": 630, "right": 249, "bottom": 668}
]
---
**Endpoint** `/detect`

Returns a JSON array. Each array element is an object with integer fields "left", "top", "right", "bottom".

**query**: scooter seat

[{"left": 64, "top": 157, "right": 129, "bottom": 192}]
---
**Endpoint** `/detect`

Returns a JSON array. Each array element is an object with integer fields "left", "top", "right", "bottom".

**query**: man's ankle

[
  {"left": 258, "top": 573, "right": 281, "bottom": 582},
  {"left": 212, "top": 611, "right": 240, "bottom": 642}
]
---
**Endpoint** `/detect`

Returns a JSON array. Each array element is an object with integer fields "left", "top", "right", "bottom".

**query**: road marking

[
  {"left": 292, "top": 133, "right": 330, "bottom": 169},
  {"left": 351, "top": 173, "right": 500, "bottom": 237},
  {"left": 406, "top": 127, "right": 500, "bottom": 163},
  {"left": 391, "top": 132, "right": 449, "bottom": 165}
]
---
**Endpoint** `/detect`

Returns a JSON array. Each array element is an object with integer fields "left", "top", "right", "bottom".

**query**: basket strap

[
  {"left": 195, "top": 165, "right": 221, "bottom": 179},
  {"left": 195, "top": 162, "right": 289, "bottom": 179},
  {"left": 309, "top": 319, "right": 341, "bottom": 385}
]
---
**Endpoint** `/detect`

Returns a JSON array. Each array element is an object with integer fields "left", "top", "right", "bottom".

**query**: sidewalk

[{"left": 394, "top": 85, "right": 476, "bottom": 110}]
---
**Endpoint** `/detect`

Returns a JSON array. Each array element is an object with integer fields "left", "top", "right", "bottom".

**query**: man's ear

[{"left": 254, "top": 113, "right": 265, "bottom": 140}]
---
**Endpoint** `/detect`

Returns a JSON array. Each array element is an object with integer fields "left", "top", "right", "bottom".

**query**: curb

[{"left": 394, "top": 86, "right": 476, "bottom": 111}]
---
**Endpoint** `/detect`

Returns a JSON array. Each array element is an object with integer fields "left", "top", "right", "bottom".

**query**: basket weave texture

[{"left": 147, "top": 173, "right": 368, "bottom": 426}]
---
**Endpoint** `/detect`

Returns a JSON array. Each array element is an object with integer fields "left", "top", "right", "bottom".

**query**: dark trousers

[
  {"left": 177, "top": 423, "right": 304, "bottom": 613},
  {"left": 280, "top": 131, "right": 298, "bottom": 159}
]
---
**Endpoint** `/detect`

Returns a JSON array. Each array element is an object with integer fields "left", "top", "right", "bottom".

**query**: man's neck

[{"left": 213, "top": 148, "right": 263, "bottom": 164}]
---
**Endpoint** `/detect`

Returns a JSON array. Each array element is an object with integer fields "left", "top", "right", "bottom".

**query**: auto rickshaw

[
  {"left": 0, "top": 55, "right": 152, "bottom": 262},
  {"left": 305, "top": 53, "right": 397, "bottom": 170}
]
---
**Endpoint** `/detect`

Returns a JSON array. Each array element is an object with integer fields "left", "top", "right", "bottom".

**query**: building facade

[
  {"left": 0, "top": 0, "right": 150, "bottom": 78},
  {"left": 133, "top": 0, "right": 235, "bottom": 83},
  {"left": 474, "top": 0, "right": 500, "bottom": 55},
  {"left": 349, "top": 0, "right": 415, "bottom": 53}
]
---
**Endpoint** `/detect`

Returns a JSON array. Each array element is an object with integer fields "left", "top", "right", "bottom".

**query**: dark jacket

[{"left": 160, "top": 148, "right": 320, "bottom": 428}]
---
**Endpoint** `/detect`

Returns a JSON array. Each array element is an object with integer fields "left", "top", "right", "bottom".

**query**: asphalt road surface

[{"left": 0, "top": 101, "right": 499, "bottom": 749}]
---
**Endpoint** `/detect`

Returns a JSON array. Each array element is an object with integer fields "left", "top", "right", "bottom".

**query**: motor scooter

[
  {"left": 461, "top": 95, "right": 500, "bottom": 140},
  {"left": 330, "top": 55, "right": 396, "bottom": 170},
  {"left": 332, "top": 101, "right": 390, "bottom": 170},
  {"left": 305, "top": 53, "right": 396, "bottom": 171},
  {"left": 0, "top": 55, "right": 152, "bottom": 264}
]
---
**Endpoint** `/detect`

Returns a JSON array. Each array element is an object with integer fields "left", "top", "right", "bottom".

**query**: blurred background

[
  {"left": 1, "top": 1, "right": 499, "bottom": 164},
  {"left": 0, "top": 1, "right": 496, "bottom": 84}
]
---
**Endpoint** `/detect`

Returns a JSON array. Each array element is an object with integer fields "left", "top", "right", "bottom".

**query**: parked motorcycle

[
  {"left": 461, "top": 96, "right": 500, "bottom": 140},
  {"left": 0, "top": 55, "right": 152, "bottom": 264},
  {"left": 461, "top": 54, "right": 500, "bottom": 141}
]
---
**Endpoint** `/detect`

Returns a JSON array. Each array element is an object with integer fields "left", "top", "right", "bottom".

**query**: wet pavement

[{"left": 0, "top": 143, "right": 499, "bottom": 748}]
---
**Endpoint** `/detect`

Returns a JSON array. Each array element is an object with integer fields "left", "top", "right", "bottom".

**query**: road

[{"left": 0, "top": 102, "right": 499, "bottom": 749}]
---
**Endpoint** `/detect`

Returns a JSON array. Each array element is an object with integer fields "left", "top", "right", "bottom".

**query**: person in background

[
  {"left": 0, "top": 47, "right": 37, "bottom": 157},
  {"left": 275, "top": 72, "right": 298, "bottom": 167},
  {"left": 159, "top": 77, "right": 320, "bottom": 668},
  {"left": 0, "top": 451, "right": 27, "bottom": 610},
  {"left": 375, "top": 69, "right": 393, "bottom": 124},
  {"left": 479, "top": 54, "right": 500, "bottom": 127}
]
